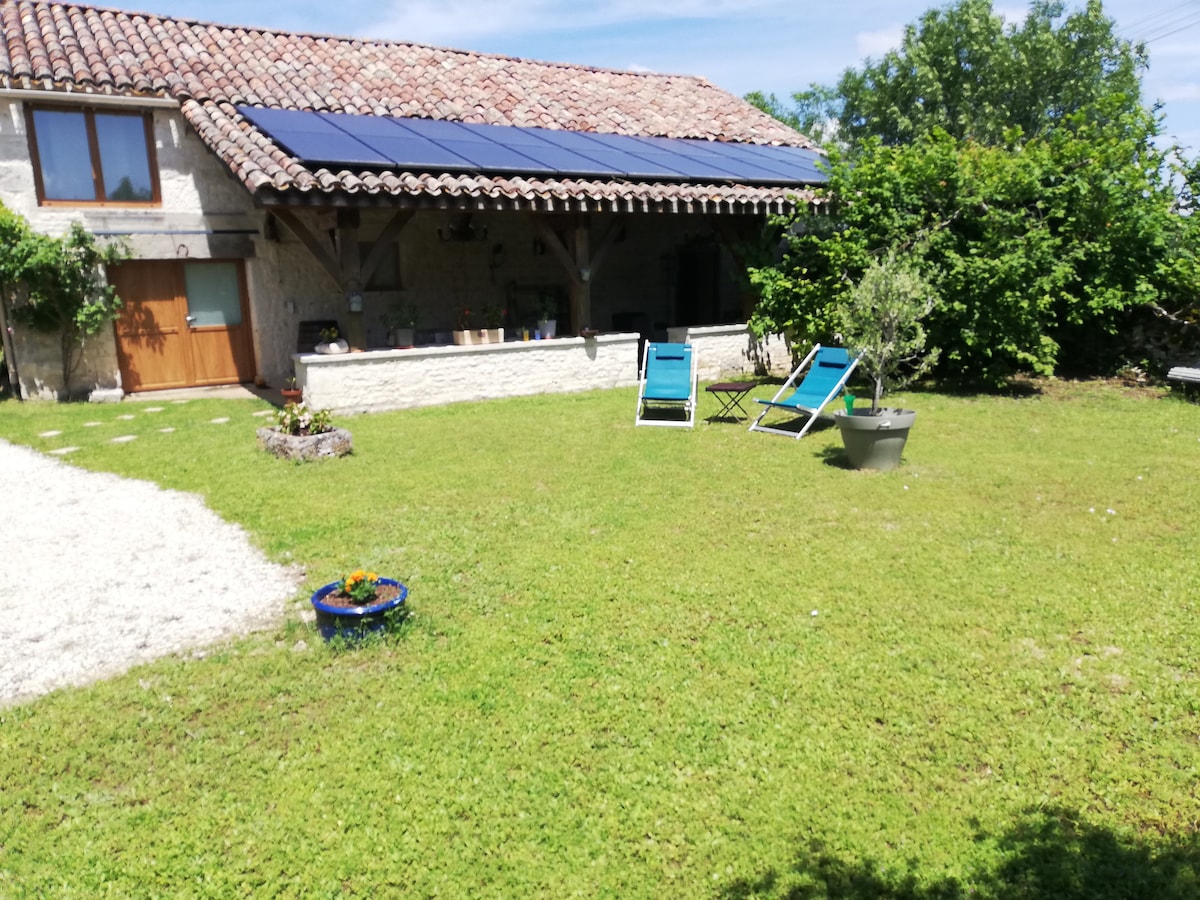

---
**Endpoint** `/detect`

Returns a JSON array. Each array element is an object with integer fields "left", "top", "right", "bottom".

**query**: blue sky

[{"left": 128, "top": 0, "right": 1200, "bottom": 149}]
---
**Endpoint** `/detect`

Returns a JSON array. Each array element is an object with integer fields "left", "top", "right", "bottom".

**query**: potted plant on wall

[
  {"left": 483, "top": 302, "right": 506, "bottom": 343},
  {"left": 833, "top": 250, "right": 939, "bottom": 471},
  {"left": 384, "top": 300, "right": 418, "bottom": 348},
  {"left": 453, "top": 307, "right": 477, "bottom": 345},
  {"left": 536, "top": 293, "right": 557, "bottom": 339},
  {"left": 316, "top": 326, "right": 349, "bottom": 354}
]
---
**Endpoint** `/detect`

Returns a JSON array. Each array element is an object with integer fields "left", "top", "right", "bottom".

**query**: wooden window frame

[{"left": 25, "top": 105, "right": 162, "bottom": 207}]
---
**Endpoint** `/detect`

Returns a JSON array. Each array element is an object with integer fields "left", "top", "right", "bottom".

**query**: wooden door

[
  {"left": 110, "top": 261, "right": 255, "bottom": 392},
  {"left": 110, "top": 261, "right": 193, "bottom": 392},
  {"left": 180, "top": 262, "right": 255, "bottom": 386}
]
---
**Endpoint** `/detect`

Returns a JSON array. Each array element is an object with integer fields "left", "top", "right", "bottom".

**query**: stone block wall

[
  {"left": 665, "top": 324, "right": 793, "bottom": 380},
  {"left": 1, "top": 99, "right": 266, "bottom": 399},
  {"left": 1, "top": 96, "right": 774, "bottom": 401},
  {"left": 9, "top": 326, "right": 122, "bottom": 401},
  {"left": 297, "top": 333, "right": 640, "bottom": 415}
]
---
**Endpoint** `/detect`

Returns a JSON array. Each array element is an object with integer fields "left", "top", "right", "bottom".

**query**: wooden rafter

[
  {"left": 268, "top": 208, "right": 341, "bottom": 288},
  {"left": 360, "top": 210, "right": 415, "bottom": 287},
  {"left": 526, "top": 213, "right": 627, "bottom": 334}
]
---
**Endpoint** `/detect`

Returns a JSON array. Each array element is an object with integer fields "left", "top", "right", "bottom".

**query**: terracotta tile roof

[{"left": 0, "top": 1, "right": 817, "bottom": 213}]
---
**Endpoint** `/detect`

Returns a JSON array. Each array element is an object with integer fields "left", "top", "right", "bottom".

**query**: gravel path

[{"left": 0, "top": 439, "right": 302, "bottom": 707}]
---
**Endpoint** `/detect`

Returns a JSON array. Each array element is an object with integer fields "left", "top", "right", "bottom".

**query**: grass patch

[{"left": 1, "top": 382, "right": 1199, "bottom": 896}]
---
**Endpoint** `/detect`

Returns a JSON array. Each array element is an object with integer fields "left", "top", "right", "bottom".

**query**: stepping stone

[
  {"left": 38, "top": 430, "right": 62, "bottom": 437},
  {"left": 144, "top": 407, "right": 165, "bottom": 413},
  {"left": 83, "top": 421, "right": 104, "bottom": 427},
  {"left": 171, "top": 399, "right": 189, "bottom": 405},
  {"left": 210, "top": 417, "right": 230, "bottom": 424},
  {"left": 251, "top": 410, "right": 274, "bottom": 418},
  {"left": 48, "top": 447, "right": 79, "bottom": 455},
  {"left": 116, "top": 414, "right": 136, "bottom": 421},
  {"left": 159, "top": 427, "right": 176, "bottom": 434},
  {"left": 110, "top": 435, "right": 138, "bottom": 444}
]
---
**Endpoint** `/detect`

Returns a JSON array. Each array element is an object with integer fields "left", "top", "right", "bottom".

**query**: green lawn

[{"left": 1, "top": 381, "right": 1198, "bottom": 897}]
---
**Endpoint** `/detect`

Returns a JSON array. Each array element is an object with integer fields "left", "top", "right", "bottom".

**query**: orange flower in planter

[{"left": 338, "top": 569, "right": 381, "bottom": 604}]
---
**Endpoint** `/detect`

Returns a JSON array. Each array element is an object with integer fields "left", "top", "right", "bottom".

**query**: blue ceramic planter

[{"left": 311, "top": 578, "right": 408, "bottom": 642}]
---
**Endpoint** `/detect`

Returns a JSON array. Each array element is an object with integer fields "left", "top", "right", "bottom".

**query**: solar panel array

[{"left": 237, "top": 106, "right": 825, "bottom": 186}]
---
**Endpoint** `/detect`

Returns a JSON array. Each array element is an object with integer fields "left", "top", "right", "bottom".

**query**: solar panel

[
  {"left": 320, "top": 113, "right": 477, "bottom": 170},
  {"left": 743, "top": 144, "right": 828, "bottom": 178},
  {"left": 239, "top": 107, "right": 391, "bottom": 167},
  {"left": 469, "top": 131, "right": 626, "bottom": 177},
  {"left": 236, "top": 105, "right": 827, "bottom": 185},
  {"left": 435, "top": 140, "right": 551, "bottom": 174},
  {"left": 392, "top": 117, "right": 489, "bottom": 144},
  {"left": 692, "top": 140, "right": 825, "bottom": 182}
]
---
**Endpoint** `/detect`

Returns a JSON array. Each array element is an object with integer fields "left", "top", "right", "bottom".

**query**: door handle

[{"left": 184, "top": 314, "right": 196, "bottom": 325}]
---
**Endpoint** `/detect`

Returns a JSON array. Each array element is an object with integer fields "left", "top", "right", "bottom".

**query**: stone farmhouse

[{"left": 0, "top": 1, "right": 822, "bottom": 410}]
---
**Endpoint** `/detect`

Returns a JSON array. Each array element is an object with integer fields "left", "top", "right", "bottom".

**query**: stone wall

[
  {"left": 1, "top": 96, "right": 771, "bottom": 401},
  {"left": 665, "top": 324, "right": 793, "bottom": 380},
  {"left": 296, "top": 333, "right": 640, "bottom": 415},
  {"left": 8, "top": 326, "right": 123, "bottom": 401},
  {"left": 0, "top": 99, "right": 266, "bottom": 399}
]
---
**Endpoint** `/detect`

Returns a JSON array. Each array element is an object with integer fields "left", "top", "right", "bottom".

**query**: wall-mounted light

[
  {"left": 437, "top": 213, "right": 487, "bottom": 242},
  {"left": 579, "top": 266, "right": 591, "bottom": 283},
  {"left": 346, "top": 291, "right": 363, "bottom": 313}
]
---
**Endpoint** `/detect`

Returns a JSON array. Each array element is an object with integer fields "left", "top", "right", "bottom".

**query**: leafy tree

[
  {"left": 0, "top": 203, "right": 128, "bottom": 396},
  {"left": 746, "top": 84, "right": 842, "bottom": 146},
  {"left": 759, "top": 0, "right": 1146, "bottom": 151},
  {"left": 838, "top": 250, "right": 940, "bottom": 410},
  {"left": 751, "top": 106, "right": 1199, "bottom": 384},
  {"left": 747, "top": 0, "right": 1200, "bottom": 382}
]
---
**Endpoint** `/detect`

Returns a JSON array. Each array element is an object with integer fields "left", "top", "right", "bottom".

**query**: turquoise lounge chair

[
  {"left": 635, "top": 342, "right": 698, "bottom": 428},
  {"left": 748, "top": 344, "right": 861, "bottom": 439}
]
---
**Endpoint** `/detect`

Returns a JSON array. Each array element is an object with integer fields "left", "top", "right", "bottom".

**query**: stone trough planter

[{"left": 256, "top": 426, "right": 353, "bottom": 461}]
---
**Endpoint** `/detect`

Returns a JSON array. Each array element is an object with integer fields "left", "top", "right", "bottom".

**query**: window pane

[
  {"left": 32, "top": 109, "right": 96, "bottom": 200},
  {"left": 184, "top": 263, "right": 242, "bottom": 327},
  {"left": 95, "top": 113, "right": 153, "bottom": 202}
]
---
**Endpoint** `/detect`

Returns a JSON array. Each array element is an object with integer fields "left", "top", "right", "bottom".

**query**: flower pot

[
  {"left": 256, "top": 426, "right": 354, "bottom": 461},
  {"left": 537, "top": 318, "right": 557, "bottom": 339},
  {"left": 280, "top": 387, "right": 303, "bottom": 405},
  {"left": 316, "top": 338, "right": 349, "bottom": 354},
  {"left": 485, "top": 327, "right": 504, "bottom": 343},
  {"left": 390, "top": 327, "right": 414, "bottom": 348},
  {"left": 311, "top": 578, "right": 408, "bottom": 642},
  {"left": 833, "top": 408, "right": 916, "bottom": 471}
]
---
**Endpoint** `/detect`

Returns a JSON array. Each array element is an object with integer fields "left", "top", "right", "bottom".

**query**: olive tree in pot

[{"left": 834, "top": 251, "right": 939, "bottom": 471}]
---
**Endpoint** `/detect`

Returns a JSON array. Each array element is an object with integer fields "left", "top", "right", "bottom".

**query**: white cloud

[{"left": 855, "top": 26, "right": 902, "bottom": 59}]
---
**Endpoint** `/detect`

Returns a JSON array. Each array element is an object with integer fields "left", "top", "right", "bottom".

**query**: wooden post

[
  {"left": 271, "top": 208, "right": 415, "bottom": 352},
  {"left": 569, "top": 217, "right": 590, "bottom": 335},
  {"left": 527, "top": 213, "right": 624, "bottom": 336},
  {"left": 335, "top": 210, "right": 367, "bottom": 351}
]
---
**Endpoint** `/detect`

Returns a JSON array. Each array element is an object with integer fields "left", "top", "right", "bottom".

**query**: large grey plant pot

[{"left": 833, "top": 408, "right": 916, "bottom": 471}]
